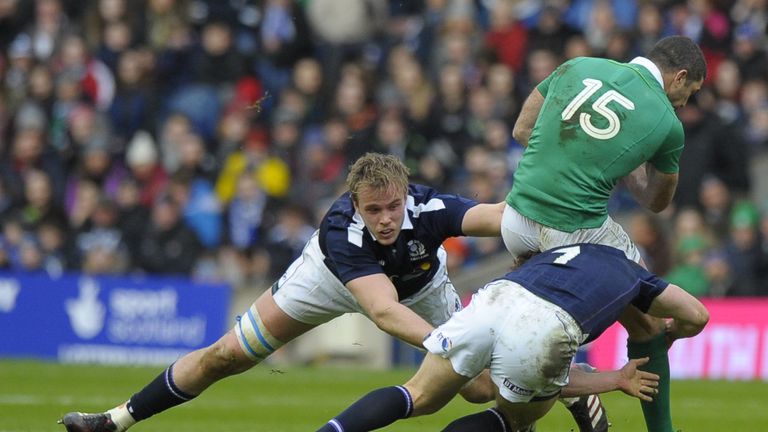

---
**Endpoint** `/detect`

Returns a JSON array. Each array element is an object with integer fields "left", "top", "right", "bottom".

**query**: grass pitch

[{"left": 0, "top": 359, "right": 764, "bottom": 431}]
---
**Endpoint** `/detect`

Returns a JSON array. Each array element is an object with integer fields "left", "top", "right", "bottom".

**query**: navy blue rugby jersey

[
  {"left": 319, "top": 184, "right": 477, "bottom": 300},
  {"left": 505, "top": 244, "right": 669, "bottom": 344}
]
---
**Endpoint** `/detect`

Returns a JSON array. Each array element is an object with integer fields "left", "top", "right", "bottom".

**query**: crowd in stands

[{"left": 0, "top": 0, "right": 767, "bottom": 297}]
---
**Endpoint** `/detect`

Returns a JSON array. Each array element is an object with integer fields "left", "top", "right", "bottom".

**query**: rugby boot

[{"left": 58, "top": 412, "right": 117, "bottom": 432}]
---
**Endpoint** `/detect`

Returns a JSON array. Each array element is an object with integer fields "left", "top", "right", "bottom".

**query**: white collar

[{"left": 629, "top": 56, "right": 664, "bottom": 88}]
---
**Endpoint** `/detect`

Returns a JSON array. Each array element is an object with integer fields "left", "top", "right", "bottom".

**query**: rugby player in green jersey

[{"left": 502, "top": 36, "right": 706, "bottom": 432}]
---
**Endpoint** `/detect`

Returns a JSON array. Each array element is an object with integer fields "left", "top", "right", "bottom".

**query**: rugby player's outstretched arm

[
  {"left": 512, "top": 88, "right": 545, "bottom": 148},
  {"left": 347, "top": 273, "right": 435, "bottom": 347},
  {"left": 461, "top": 202, "right": 506, "bottom": 237},
  {"left": 624, "top": 163, "right": 678, "bottom": 213},
  {"left": 562, "top": 358, "right": 660, "bottom": 402}
]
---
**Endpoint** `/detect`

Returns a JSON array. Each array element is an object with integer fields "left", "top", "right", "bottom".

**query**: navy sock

[
  {"left": 126, "top": 364, "right": 196, "bottom": 421},
  {"left": 317, "top": 386, "right": 413, "bottom": 432},
  {"left": 442, "top": 408, "right": 511, "bottom": 432}
]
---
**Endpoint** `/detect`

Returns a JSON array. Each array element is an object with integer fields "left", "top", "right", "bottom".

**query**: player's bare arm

[
  {"left": 623, "top": 163, "right": 678, "bottom": 213},
  {"left": 461, "top": 202, "right": 505, "bottom": 237},
  {"left": 346, "top": 273, "right": 434, "bottom": 347},
  {"left": 561, "top": 358, "right": 660, "bottom": 402},
  {"left": 512, "top": 88, "right": 545, "bottom": 148}
]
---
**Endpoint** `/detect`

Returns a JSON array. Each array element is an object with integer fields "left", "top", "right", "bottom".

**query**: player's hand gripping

[{"left": 617, "top": 357, "right": 660, "bottom": 402}]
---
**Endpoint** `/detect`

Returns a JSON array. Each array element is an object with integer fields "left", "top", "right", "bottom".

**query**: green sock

[{"left": 627, "top": 333, "right": 674, "bottom": 432}]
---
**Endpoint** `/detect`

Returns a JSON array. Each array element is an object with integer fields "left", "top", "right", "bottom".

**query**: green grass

[{"left": 1, "top": 359, "right": 765, "bottom": 431}]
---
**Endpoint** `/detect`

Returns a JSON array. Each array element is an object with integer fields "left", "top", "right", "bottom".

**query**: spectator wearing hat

[
  {"left": 125, "top": 130, "right": 168, "bottom": 208},
  {"left": 74, "top": 196, "right": 130, "bottom": 274}
]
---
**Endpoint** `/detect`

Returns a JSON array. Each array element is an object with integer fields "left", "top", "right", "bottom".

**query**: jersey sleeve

[
  {"left": 630, "top": 273, "right": 670, "bottom": 313},
  {"left": 648, "top": 121, "right": 684, "bottom": 174},
  {"left": 423, "top": 192, "right": 478, "bottom": 240},
  {"left": 323, "top": 227, "right": 383, "bottom": 284},
  {"left": 536, "top": 70, "right": 555, "bottom": 97}
]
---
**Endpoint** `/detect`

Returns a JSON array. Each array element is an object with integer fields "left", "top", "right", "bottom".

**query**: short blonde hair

[{"left": 346, "top": 153, "right": 410, "bottom": 203}]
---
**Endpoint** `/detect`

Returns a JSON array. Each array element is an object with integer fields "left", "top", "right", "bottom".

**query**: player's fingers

[
  {"left": 638, "top": 371, "right": 660, "bottom": 381},
  {"left": 631, "top": 357, "right": 650, "bottom": 367},
  {"left": 641, "top": 379, "right": 659, "bottom": 387}
]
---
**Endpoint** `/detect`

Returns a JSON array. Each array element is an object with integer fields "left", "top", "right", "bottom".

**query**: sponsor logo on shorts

[
  {"left": 434, "top": 331, "right": 452, "bottom": 352},
  {"left": 407, "top": 240, "right": 428, "bottom": 261},
  {"left": 502, "top": 379, "right": 533, "bottom": 396}
]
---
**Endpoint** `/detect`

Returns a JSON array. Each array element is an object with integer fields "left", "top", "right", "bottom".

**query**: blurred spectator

[
  {"left": 256, "top": 0, "right": 313, "bottom": 102},
  {"left": 108, "top": 49, "right": 152, "bottom": 145},
  {"left": 723, "top": 201, "right": 768, "bottom": 296},
  {"left": 0, "top": 126, "right": 66, "bottom": 204},
  {"left": 665, "top": 233, "right": 711, "bottom": 297},
  {"left": 166, "top": 170, "right": 222, "bottom": 249},
  {"left": 136, "top": 194, "right": 203, "bottom": 275},
  {"left": 629, "top": 212, "right": 672, "bottom": 275},
  {"left": 264, "top": 204, "right": 314, "bottom": 278},
  {"left": 372, "top": 110, "right": 428, "bottom": 174},
  {"left": 192, "top": 19, "right": 245, "bottom": 87},
  {"left": 215, "top": 128, "right": 291, "bottom": 202},
  {"left": 305, "top": 0, "right": 387, "bottom": 85},
  {"left": 18, "top": 169, "right": 68, "bottom": 230},
  {"left": 125, "top": 130, "right": 168, "bottom": 207},
  {"left": 114, "top": 178, "right": 148, "bottom": 264},
  {"left": 484, "top": 0, "right": 528, "bottom": 73},
  {"left": 36, "top": 216, "right": 69, "bottom": 277},
  {"left": 75, "top": 197, "right": 130, "bottom": 274},
  {"left": 29, "top": 0, "right": 73, "bottom": 61},
  {"left": 536, "top": 9, "right": 581, "bottom": 56}
]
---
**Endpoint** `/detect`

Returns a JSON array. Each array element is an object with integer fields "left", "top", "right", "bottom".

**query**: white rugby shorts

[
  {"left": 423, "top": 280, "right": 584, "bottom": 403},
  {"left": 270, "top": 231, "right": 462, "bottom": 328},
  {"left": 501, "top": 204, "right": 641, "bottom": 263}
]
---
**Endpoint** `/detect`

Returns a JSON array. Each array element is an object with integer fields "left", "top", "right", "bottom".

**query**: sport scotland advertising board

[{"left": 0, "top": 272, "right": 230, "bottom": 365}]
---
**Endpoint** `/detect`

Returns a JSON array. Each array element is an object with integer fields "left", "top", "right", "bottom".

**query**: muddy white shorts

[
  {"left": 423, "top": 279, "right": 584, "bottom": 403},
  {"left": 269, "top": 232, "right": 462, "bottom": 328},
  {"left": 501, "top": 204, "right": 641, "bottom": 263}
]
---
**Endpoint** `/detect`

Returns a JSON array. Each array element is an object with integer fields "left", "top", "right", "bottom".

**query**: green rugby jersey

[{"left": 506, "top": 56, "right": 683, "bottom": 232}]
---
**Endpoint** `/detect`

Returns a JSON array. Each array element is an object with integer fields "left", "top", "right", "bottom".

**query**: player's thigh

[
  {"left": 500, "top": 204, "right": 541, "bottom": 259},
  {"left": 269, "top": 236, "right": 359, "bottom": 327},
  {"left": 618, "top": 304, "right": 666, "bottom": 341}
]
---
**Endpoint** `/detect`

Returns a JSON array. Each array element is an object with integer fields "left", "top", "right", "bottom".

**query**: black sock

[
  {"left": 126, "top": 363, "right": 196, "bottom": 421},
  {"left": 442, "top": 408, "right": 511, "bottom": 432},
  {"left": 316, "top": 386, "right": 413, "bottom": 432}
]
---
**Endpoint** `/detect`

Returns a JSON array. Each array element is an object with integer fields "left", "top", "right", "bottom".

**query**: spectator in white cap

[{"left": 125, "top": 130, "right": 167, "bottom": 208}]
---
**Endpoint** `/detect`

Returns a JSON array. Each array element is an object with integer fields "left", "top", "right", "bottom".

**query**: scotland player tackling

[
  {"left": 317, "top": 244, "right": 709, "bottom": 432},
  {"left": 59, "top": 153, "right": 505, "bottom": 432}
]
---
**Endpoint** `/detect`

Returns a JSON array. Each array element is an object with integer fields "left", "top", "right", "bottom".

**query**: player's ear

[{"left": 674, "top": 70, "right": 688, "bottom": 86}]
